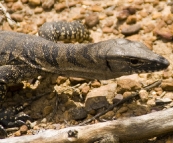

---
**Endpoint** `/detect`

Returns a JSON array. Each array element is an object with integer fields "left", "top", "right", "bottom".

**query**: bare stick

[
  {"left": 0, "top": 2, "right": 18, "bottom": 27},
  {"left": 1, "top": 107, "right": 173, "bottom": 142},
  {"left": 79, "top": 80, "right": 162, "bottom": 125}
]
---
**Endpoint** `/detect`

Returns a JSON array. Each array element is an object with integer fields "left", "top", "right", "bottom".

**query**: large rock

[
  {"left": 63, "top": 107, "right": 87, "bottom": 120},
  {"left": 85, "top": 83, "right": 117, "bottom": 112}
]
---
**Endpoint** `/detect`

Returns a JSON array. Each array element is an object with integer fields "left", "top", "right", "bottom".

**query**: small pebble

[
  {"left": 91, "top": 5, "right": 103, "bottom": 12},
  {"left": 29, "top": 0, "right": 41, "bottom": 6},
  {"left": 41, "top": 118, "right": 47, "bottom": 123},
  {"left": 42, "top": 0, "right": 54, "bottom": 10},
  {"left": 21, "top": 0, "right": 28, "bottom": 3},
  {"left": 69, "top": 77, "right": 87, "bottom": 85},
  {"left": 143, "top": 23, "right": 155, "bottom": 33},
  {"left": 36, "top": 17, "right": 46, "bottom": 26},
  {"left": 11, "top": 1, "right": 23, "bottom": 12},
  {"left": 116, "top": 79, "right": 142, "bottom": 93},
  {"left": 64, "top": 107, "right": 87, "bottom": 120},
  {"left": 33, "top": 125, "right": 40, "bottom": 130},
  {"left": 91, "top": 80, "right": 101, "bottom": 88},
  {"left": 126, "top": 15, "right": 137, "bottom": 24},
  {"left": 147, "top": 99, "right": 155, "bottom": 106},
  {"left": 85, "top": 13, "right": 99, "bottom": 28},
  {"left": 117, "top": 10, "right": 129, "bottom": 21},
  {"left": 80, "top": 8, "right": 86, "bottom": 14},
  {"left": 81, "top": 85, "right": 90, "bottom": 95},
  {"left": 161, "top": 81, "right": 173, "bottom": 91},
  {"left": 34, "top": 7, "right": 43, "bottom": 14},
  {"left": 154, "top": 28, "right": 173, "bottom": 40},
  {"left": 30, "top": 121, "right": 37, "bottom": 128},
  {"left": 123, "top": 91, "right": 132, "bottom": 98},
  {"left": 121, "top": 24, "right": 141, "bottom": 36},
  {"left": 105, "top": 10, "right": 114, "bottom": 16},
  {"left": 152, "top": 12, "right": 162, "bottom": 20},
  {"left": 139, "top": 10, "right": 148, "bottom": 18},
  {"left": 105, "top": 20, "right": 114, "bottom": 27},
  {"left": 54, "top": 3, "right": 66, "bottom": 12},
  {"left": 102, "top": 27, "right": 113, "bottom": 33},
  {"left": 20, "top": 125, "right": 28, "bottom": 134},
  {"left": 164, "top": 14, "right": 173, "bottom": 25},
  {"left": 11, "top": 13, "right": 23, "bottom": 22},
  {"left": 117, "top": 106, "right": 128, "bottom": 114},
  {"left": 100, "top": 111, "right": 115, "bottom": 120},
  {"left": 134, "top": 0, "right": 144, "bottom": 5},
  {"left": 125, "top": 6, "right": 137, "bottom": 14},
  {"left": 113, "top": 94, "right": 123, "bottom": 103},
  {"left": 14, "top": 130, "right": 21, "bottom": 137},
  {"left": 113, "top": 29, "right": 119, "bottom": 35},
  {"left": 56, "top": 76, "right": 68, "bottom": 85},
  {"left": 139, "top": 89, "right": 148, "bottom": 102}
]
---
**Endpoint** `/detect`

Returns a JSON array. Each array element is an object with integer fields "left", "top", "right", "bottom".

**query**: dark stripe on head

[
  {"left": 42, "top": 44, "right": 54, "bottom": 66},
  {"left": 51, "top": 45, "right": 59, "bottom": 67},
  {"left": 66, "top": 46, "right": 85, "bottom": 67},
  {"left": 82, "top": 44, "right": 96, "bottom": 63}
]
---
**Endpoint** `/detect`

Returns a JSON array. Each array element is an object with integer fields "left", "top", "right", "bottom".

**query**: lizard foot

[{"left": 0, "top": 106, "right": 31, "bottom": 138}]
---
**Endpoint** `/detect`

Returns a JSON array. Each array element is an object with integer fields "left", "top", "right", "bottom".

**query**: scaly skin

[
  {"left": 0, "top": 31, "right": 169, "bottom": 81},
  {"left": 38, "top": 21, "right": 90, "bottom": 42},
  {"left": 0, "top": 30, "right": 169, "bottom": 138}
]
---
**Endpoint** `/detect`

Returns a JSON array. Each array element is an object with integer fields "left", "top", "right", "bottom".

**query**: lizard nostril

[{"left": 158, "top": 57, "right": 170, "bottom": 68}]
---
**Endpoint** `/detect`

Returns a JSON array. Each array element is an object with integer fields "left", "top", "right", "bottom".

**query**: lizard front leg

[
  {"left": 0, "top": 106, "right": 31, "bottom": 139},
  {"left": 0, "top": 65, "right": 40, "bottom": 101},
  {"left": 0, "top": 65, "right": 39, "bottom": 138}
]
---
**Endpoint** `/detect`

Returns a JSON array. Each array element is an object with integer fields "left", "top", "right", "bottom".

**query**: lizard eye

[{"left": 130, "top": 59, "right": 139, "bottom": 65}]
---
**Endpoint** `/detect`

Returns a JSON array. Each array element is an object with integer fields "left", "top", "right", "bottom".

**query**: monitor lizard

[{"left": 0, "top": 22, "right": 169, "bottom": 138}]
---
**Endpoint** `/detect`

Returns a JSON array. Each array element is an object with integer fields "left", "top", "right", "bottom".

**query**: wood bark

[{"left": 1, "top": 108, "right": 173, "bottom": 143}]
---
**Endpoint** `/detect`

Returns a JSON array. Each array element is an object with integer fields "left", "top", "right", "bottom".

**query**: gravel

[{"left": 0, "top": 0, "right": 173, "bottom": 142}]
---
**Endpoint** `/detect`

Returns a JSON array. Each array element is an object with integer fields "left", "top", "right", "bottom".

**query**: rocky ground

[{"left": 0, "top": 0, "right": 173, "bottom": 142}]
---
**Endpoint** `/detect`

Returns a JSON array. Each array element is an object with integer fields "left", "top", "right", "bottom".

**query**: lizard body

[
  {"left": 0, "top": 31, "right": 169, "bottom": 83},
  {"left": 0, "top": 29, "right": 169, "bottom": 138}
]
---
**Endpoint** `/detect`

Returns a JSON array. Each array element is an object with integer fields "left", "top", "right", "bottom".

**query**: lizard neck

[{"left": 56, "top": 42, "right": 110, "bottom": 79}]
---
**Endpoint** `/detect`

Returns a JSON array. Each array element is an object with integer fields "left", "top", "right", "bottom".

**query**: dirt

[{"left": 0, "top": 0, "right": 173, "bottom": 142}]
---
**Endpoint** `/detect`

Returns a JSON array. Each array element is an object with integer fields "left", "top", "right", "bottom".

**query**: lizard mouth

[
  {"left": 132, "top": 57, "right": 170, "bottom": 74},
  {"left": 152, "top": 56, "right": 170, "bottom": 71}
]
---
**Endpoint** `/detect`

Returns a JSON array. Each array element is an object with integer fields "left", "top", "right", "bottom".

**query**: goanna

[
  {"left": 0, "top": 30, "right": 169, "bottom": 98},
  {"left": 0, "top": 30, "right": 169, "bottom": 138}
]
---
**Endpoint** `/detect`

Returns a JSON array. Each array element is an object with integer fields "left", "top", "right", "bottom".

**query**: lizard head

[{"left": 105, "top": 39, "right": 170, "bottom": 78}]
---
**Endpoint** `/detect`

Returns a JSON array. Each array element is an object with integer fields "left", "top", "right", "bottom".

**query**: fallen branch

[
  {"left": 80, "top": 80, "right": 162, "bottom": 125},
  {"left": 0, "top": 2, "right": 18, "bottom": 27},
  {"left": 1, "top": 107, "right": 173, "bottom": 143}
]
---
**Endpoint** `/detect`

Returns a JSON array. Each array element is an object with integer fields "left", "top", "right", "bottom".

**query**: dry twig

[
  {"left": 79, "top": 80, "right": 162, "bottom": 125},
  {"left": 0, "top": 2, "right": 18, "bottom": 27}
]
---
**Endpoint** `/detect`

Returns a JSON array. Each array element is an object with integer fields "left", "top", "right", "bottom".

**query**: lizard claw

[
  {"left": 0, "top": 106, "right": 31, "bottom": 138},
  {"left": 0, "top": 125, "right": 7, "bottom": 139}
]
